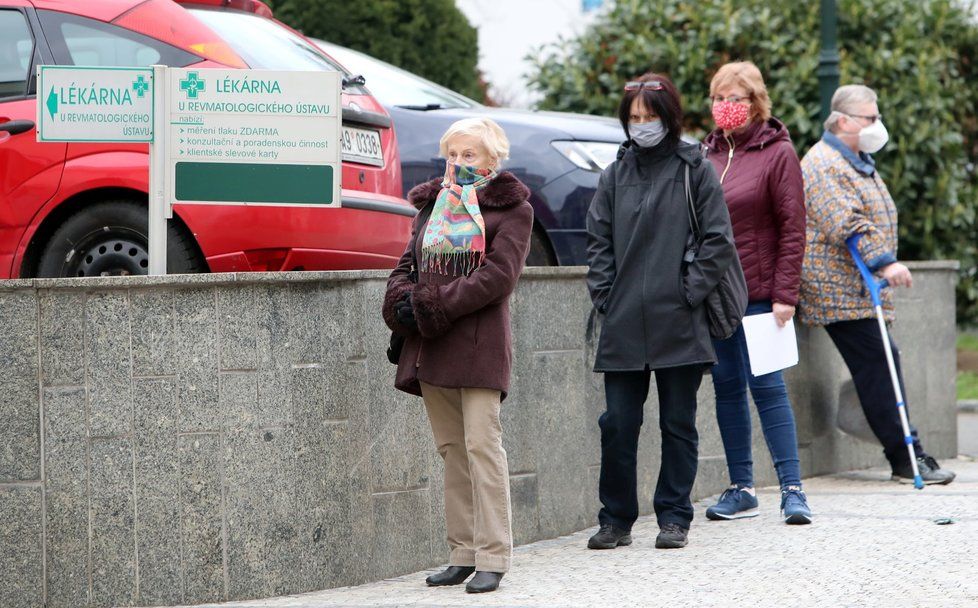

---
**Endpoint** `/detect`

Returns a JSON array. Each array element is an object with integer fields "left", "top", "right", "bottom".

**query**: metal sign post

[{"left": 148, "top": 65, "right": 168, "bottom": 275}]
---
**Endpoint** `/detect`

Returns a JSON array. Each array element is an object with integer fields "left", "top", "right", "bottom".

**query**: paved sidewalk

[{"left": 176, "top": 459, "right": 978, "bottom": 608}]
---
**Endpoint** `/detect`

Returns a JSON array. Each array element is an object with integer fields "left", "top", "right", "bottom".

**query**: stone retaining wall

[{"left": 0, "top": 262, "right": 959, "bottom": 607}]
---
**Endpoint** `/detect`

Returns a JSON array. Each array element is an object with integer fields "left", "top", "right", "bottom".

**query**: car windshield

[
  {"left": 188, "top": 8, "right": 347, "bottom": 73},
  {"left": 315, "top": 40, "right": 479, "bottom": 110}
]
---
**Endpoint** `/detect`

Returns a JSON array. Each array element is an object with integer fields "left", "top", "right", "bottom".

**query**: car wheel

[
  {"left": 525, "top": 227, "right": 556, "bottom": 267},
  {"left": 36, "top": 200, "right": 207, "bottom": 278}
]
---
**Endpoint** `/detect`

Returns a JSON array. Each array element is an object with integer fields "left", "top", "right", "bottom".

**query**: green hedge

[
  {"left": 528, "top": 0, "right": 978, "bottom": 322},
  {"left": 264, "top": 0, "right": 483, "bottom": 100}
]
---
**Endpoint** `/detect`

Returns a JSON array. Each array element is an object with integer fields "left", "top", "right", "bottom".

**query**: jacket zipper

[{"left": 719, "top": 135, "right": 735, "bottom": 184}]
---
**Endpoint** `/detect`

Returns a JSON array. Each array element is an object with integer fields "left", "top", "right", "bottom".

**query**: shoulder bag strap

[{"left": 684, "top": 164, "right": 701, "bottom": 241}]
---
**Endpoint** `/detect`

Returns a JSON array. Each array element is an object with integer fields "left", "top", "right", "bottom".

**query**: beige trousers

[{"left": 420, "top": 382, "right": 513, "bottom": 573}]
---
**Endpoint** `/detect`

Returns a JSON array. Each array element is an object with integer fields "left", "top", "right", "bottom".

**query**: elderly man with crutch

[{"left": 798, "top": 84, "right": 955, "bottom": 485}]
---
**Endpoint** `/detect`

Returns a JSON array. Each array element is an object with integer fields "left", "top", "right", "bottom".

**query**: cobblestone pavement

[{"left": 174, "top": 458, "right": 978, "bottom": 608}]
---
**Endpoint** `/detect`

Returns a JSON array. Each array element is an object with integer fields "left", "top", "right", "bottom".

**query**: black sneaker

[
  {"left": 587, "top": 524, "right": 632, "bottom": 549},
  {"left": 891, "top": 455, "right": 956, "bottom": 485},
  {"left": 654, "top": 523, "right": 688, "bottom": 549}
]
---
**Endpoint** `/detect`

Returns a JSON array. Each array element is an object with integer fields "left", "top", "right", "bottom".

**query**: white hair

[
  {"left": 438, "top": 117, "right": 510, "bottom": 165},
  {"left": 824, "top": 84, "right": 879, "bottom": 133}
]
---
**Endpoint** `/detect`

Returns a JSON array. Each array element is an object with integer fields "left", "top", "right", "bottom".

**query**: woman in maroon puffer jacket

[{"left": 701, "top": 62, "right": 812, "bottom": 524}]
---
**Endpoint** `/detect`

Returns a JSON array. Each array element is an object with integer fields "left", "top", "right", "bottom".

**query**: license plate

[{"left": 341, "top": 126, "right": 384, "bottom": 167}]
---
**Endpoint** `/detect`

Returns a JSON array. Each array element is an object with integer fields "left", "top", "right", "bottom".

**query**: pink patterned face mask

[{"left": 712, "top": 101, "right": 751, "bottom": 131}]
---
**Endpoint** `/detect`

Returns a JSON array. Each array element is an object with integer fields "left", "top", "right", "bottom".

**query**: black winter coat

[{"left": 586, "top": 140, "right": 737, "bottom": 372}]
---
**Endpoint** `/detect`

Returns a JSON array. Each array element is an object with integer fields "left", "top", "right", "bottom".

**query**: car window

[
  {"left": 0, "top": 10, "right": 34, "bottom": 99},
  {"left": 316, "top": 41, "right": 479, "bottom": 110},
  {"left": 189, "top": 8, "right": 344, "bottom": 73},
  {"left": 38, "top": 10, "right": 200, "bottom": 68}
]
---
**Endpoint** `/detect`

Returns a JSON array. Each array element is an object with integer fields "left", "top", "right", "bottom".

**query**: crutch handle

[{"left": 845, "top": 234, "right": 888, "bottom": 307}]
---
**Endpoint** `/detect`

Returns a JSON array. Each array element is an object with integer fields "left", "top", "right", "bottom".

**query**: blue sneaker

[
  {"left": 781, "top": 486, "right": 813, "bottom": 525},
  {"left": 705, "top": 486, "right": 759, "bottom": 520}
]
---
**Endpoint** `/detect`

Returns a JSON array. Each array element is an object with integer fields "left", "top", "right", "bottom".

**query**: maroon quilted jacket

[{"left": 703, "top": 118, "right": 806, "bottom": 306}]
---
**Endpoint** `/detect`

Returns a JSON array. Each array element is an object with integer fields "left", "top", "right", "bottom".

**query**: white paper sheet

[{"left": 741, "top": 312, "right": 799, "bottom": 377}]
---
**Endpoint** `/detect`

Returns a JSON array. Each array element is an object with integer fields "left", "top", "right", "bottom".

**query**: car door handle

[{"left": 0, "top": 120, "right": 35, "bottom": 136}]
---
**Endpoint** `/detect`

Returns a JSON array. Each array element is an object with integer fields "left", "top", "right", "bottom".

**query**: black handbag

[
  {"left": 386, "top": 268, "right": 417, "bottom": 365},
  {"left": 682, "top": 163, "right": 748, "bottom": 340}
]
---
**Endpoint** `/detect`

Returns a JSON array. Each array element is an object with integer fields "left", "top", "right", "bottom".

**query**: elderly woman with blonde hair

[
  {"left": 701, "top": 61, "right": 812, "bottom": 525},
  {"left": 382, "top": 117, "right": 533, "bottom": 594}
]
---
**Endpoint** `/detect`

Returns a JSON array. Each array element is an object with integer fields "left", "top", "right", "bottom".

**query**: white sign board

[
  {"left": 36, "top": 66, "right": 153, "bottom": 142},
  {"left": 164, "top": 68, "right": 342, "bottom": 207}
]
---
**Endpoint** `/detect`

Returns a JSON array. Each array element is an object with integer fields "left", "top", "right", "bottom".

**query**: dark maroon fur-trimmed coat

[{"left": 383, "top": 171, "right": 533, "bottom": 400}]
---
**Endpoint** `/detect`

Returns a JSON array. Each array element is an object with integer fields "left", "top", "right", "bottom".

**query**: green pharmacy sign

[{"left": 36, "top": 66, "right": 154, "bottom": 142}]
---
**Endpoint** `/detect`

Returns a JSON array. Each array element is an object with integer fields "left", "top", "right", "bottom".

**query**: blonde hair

[
  {"left": 438, "top": 117, "right": 510, "bottom": 167},
  {"left": 710, "top": 61, "right": 772, "bottom": 122}
]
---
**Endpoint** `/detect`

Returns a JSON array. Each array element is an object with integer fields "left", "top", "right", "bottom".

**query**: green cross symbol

[
  {"left": 179, "top": 72, "right": 205, "bottom": 99},
  {"left": 132, "top": 75, "right": 149, "bottom": 98}
]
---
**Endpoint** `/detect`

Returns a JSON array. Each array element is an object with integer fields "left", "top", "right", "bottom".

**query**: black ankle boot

[
  {"left": 465, "top": 571, "right": 504, "bottom": 593},
  {"left": 425, "top": 565, "right": 475, "bottom": 586}
]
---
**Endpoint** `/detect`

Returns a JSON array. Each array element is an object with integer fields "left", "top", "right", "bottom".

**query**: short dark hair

[{"left": 617, "top": 72, "right": 683, "bottom": 146}]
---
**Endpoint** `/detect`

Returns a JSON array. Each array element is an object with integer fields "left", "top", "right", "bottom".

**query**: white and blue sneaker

[
  {"left": 780, "top": 486, "right": 813, "bottom": 525},
  {"left": 705, "top": 486, "right": 759, "bottom": 520}
]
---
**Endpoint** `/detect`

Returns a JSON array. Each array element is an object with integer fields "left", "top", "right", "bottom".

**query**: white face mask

[
  {"left": 856, "top": 118, "right": 888, "bottom": 154},
  {"left": 630, "top": 120, "right": 666, "bottom": 148}
]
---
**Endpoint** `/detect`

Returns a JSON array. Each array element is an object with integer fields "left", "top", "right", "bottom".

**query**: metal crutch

[{"left": 846, "top": 234, "right": 924, "bottom": 490}]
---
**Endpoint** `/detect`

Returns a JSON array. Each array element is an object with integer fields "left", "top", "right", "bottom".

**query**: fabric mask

[
  {"left": 445, "top": 162, "right": 487, "bottom": 186},
  {"left": 630, "top": 120, "right": 666, "bottom": 148},
  {"left": 857, "top": 119, "right": 889, "bottom": 154},
  {"left": 712, "top": 101, "right": 751, "bottom": 131}
]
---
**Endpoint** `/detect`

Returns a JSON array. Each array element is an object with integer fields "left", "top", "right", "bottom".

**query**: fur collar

[{"left": 407, "top": 171, "right": 530, "bottom": 210}]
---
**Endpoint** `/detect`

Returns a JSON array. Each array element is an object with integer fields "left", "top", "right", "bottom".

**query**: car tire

[
  {"left": 525, "top": 227, "right": 556, "bottom": 267},
  {"left": 36, "top": 200, "right": 207, "bottom": 278}
]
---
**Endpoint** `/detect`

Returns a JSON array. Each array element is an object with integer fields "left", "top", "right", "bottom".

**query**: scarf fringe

[{"left": 420, "top": 249, "right": 486, "bottom": 276}]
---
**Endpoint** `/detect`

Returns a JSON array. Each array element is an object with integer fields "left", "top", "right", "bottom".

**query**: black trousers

[
  {"left": 825, "top": 319, "right": 923, "bottom": 468},
  {"left": 597, "top": 365, "right": 703, "bottom": 531}
]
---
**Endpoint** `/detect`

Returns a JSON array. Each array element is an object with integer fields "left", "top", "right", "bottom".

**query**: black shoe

[
  {"left": 891, "top": 455, "right": 956, "bottom": 485},
  {"left": 425, "top": 565, "right": 475, "bottom": 586},
  {"left": 587, "top": 524, "right": 632, "bottom": 549},
  {"left": 465, "top": 571, "right": 503, "bottom": 593},
  {"left": 655, "top": 523, "right": 688, "bottom": 549}
]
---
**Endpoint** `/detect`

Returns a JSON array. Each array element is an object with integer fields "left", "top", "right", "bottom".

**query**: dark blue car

[{"left": 316, "top": 40, "right": 623, "bottom": 266}]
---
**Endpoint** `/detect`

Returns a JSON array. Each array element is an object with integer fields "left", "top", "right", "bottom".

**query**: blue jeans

[{"left": 711, "top": 300, "right": 802, "bottom": 489}]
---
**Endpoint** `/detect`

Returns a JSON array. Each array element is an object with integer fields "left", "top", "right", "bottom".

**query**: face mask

[
  {"left": 856, "top": 119, "right": 889, "bottom": 154},
  {"left": 630, "top": 120, "right": 666, "bottom": 148},
  {"left": 444, "top": 161, "right": 494, "bottom": 187},
  {"left": 712, "top": 101, "right": 750, "bottom": 131}
]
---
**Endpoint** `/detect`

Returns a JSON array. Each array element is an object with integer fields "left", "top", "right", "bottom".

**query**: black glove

[{"left": 394, "top": 292, "right": 418, "bottom": 331}]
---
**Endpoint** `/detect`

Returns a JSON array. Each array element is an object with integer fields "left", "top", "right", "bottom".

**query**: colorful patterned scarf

[{"left": 421, "top": 163, "right": 495, "bottom": 275}]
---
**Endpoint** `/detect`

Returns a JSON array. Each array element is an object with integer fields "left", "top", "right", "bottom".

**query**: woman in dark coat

[
  {"left": 702, "top": 62, "right": 812, "bottom": 525},
  {"left": 383, "top": 117, "right": 533, "bottom": 594},
  {"left": 585, "top": 73, "right": 737, "bottom": 551}
]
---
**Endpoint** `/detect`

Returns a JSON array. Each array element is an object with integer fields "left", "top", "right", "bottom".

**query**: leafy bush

[
  {"left": 265, "top": 0, "right": 483, "bottom": 100},
  {"left": 528, "top": 0, "right": 978, "bottom": 322}
]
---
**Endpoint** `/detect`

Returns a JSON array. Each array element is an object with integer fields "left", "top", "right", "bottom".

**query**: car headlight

[{"left": 551, "top": 140, "right": 620, "bottom": 172}]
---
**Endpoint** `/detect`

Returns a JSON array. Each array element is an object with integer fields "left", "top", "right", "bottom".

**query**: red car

[{"left": 0, "top": 0, "right": 411, "bottom": 277}]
